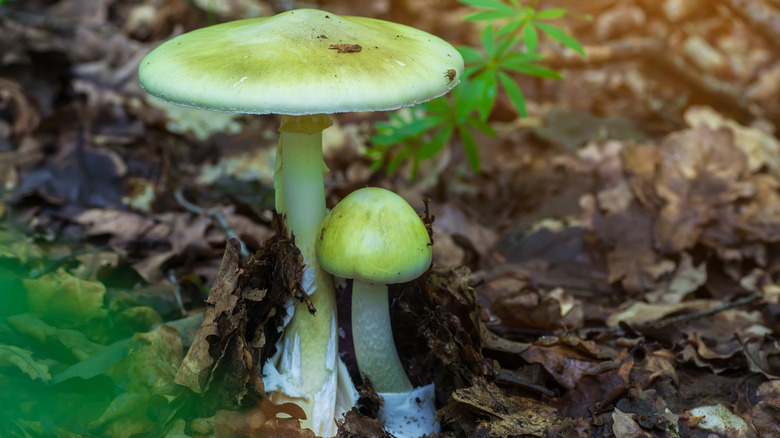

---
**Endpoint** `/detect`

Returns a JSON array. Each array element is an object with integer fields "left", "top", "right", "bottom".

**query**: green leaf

[
  {"left": 495, "top": 32, "right": 523, "bottom": 56},
  {"left": 0, "top": 345, "right": 51, "bottom": 382},
  {"left": 523, "top": 22, "right": 539, "bottom": 53},
  {"left": 472, "top": 70, "right": 498, "bottom": 120},
  {"left": 457, "top": 46, "right": 485, "bottom": 64},
  {"left": 498, "top": 71, "right": 527, "bottom": 117},
  {"left": 536, "top": 22, "right": 585, "bottom": 55},
  {"left": 534, "top": 8, "right": 567, "bottom": 20},
  {"left": 500, "top": 51, "right": 543, "bottom": 71},
  {"left": 466, "top": 115, "right": 496, "bottom": 137},
  {"left": 455, "top": 82, "right": 481, "bottom": 121},
  {"left": 386, "top": 147, "right": 410, "bottom": 174},
  {"left": 23, "top": 268, "right": 107, "bottom": 327},
  {"left": 506, "top": 62, "right": 562, "bottom": 79},
  {"left": 464, "top": 10, "right": 516, "bottom": 21},
  {"left": 420, "top": 124, "right": 455, "bottom": 159},
  {"left": 481, "top": 25, "right": 497, "bottom": 57},
  {"left": 497, "top": 19, "right": 524, "bottom": 38},
  {"left": 459, "top": 0, "right": 515, "bottom": 14},
  {"left": 458, "top": 125, "right": 481, "bottom": 170}
]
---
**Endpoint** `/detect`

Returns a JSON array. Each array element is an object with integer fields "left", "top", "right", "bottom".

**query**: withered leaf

[
  {"left": 438, "top": 379, "right": 557, "bottom": 437},
  {"left": 174, "top": 239, "right": 242, "bottom": 393}
]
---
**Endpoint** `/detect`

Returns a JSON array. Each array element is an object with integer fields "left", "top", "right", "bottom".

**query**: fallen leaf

[
  {"left": 0, "top": 345, "right": 51, "bottom": 382},
  {"left": 23, "top": 268, "right": 107, "bottom": 327}
]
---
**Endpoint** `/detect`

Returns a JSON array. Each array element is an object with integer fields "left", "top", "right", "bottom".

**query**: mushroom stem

[
  {"left": 351, "top": 280, "right": 414, "bottom": 393},
  {"left": 268, "top": 114, "right": 345, "bottom": 434}
]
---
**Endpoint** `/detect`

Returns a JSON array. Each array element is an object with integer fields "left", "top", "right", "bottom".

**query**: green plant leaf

[
  {"left": 481, "top": 25, "right": 497, "bottom": 57},
  {"left": 500, "top": 51, "right": 544, "bottom": 71},
  {"left": 534, "top": 8, "right": 567, "bottom": 20},
  {"left": 536, "top": 21, "right": 585, "bottom": 55},
  {"left": 420, "top": 124, "right": 455, "bottom": 160},
  {"left": 472, "top": 70, "right": 498, "bottom": 120},
  {"left": 465, "top": 10, "right": 516, "bottom": 21},
  {"left": 505, "top": 62, "right": 562, "bottom": 79},
  {"left": 466, "top": 115, "right": 497, "bottom": 137},
  {"left": 458, "top": 125, "right": 481, "bottom": 170},
  {"left": 0, "top": 345, "right": 52, "bottom": 382},
  {"left": 386, "top": 146, "right": 410, "bottom": 174},
  {"left": 497, "top": 19, "right": 524, "bottom": 38},
  {"left": 498, "top": 71, "right": 527, "bottom": 117},
  {"left": 460, "top": 0, "right": 515, "bottom": 14},
  {"left": 522, "top": 22, "right": 539, "bottom": 53},
  {"left": 458, "top": 46, "right": 485, "bottom": 64}
]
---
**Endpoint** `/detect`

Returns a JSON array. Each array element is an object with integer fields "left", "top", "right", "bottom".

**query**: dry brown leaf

[{"left": 438, "top": 379, "right": 557, "bottom": 438}]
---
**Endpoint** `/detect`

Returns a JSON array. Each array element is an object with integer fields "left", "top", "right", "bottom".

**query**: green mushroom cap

[
  {"left": 316, "top": 187, "right": 432, "bottom": 284},
  {"left": 138, "top": 8, "right": 464, "bottom": 115}
]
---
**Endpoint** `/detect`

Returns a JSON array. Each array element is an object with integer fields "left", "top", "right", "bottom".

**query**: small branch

[
  {"left": 637, "top": 291, "right": 763, "bottom": 332},
  {"left": 167, "top": 269, "right": 187, "bottom": 317},
  {"left": 173, "top": 187, "right": 250, "bottom": 259}
]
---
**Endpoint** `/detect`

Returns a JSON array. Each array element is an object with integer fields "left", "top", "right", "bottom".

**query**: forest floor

[{"left": 3, "top": 0, "right": 780, "bottom": 437}]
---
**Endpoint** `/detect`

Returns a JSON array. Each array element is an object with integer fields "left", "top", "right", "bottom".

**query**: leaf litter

[{"left": 4, "top": 0, "right": 780, "bottom": 436}]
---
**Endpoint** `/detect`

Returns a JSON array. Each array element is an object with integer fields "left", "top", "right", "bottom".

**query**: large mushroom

[
  {"left": 315, "top": 187, "right": 438, "bottom": 436},
  {"left": 138, "top": 8, "right": 462, "bottom": 435}
]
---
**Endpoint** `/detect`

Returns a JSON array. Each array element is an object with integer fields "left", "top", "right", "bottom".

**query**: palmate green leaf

[
  {"left": 498, "top": 71, "right": 527, "bottom": 117},
  {"left": 534, "top": 8, "right": 567, "bottom": 20},
  {"left": 535, "top": 21, "right": 585, "bottom": 55}
]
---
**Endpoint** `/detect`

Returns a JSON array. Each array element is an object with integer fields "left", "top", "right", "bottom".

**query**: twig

[
  {"left": 637, "top": 291, "right": 763, "bottom": 332},
  {"left": 577, "top": 291, "right": 764, "bottom": 337},
  {"left": 168, "top": 269, "right": 187, "bottom": 317},
  {"left": 173, "top": 187, "right": 250, "bottom": 259}
]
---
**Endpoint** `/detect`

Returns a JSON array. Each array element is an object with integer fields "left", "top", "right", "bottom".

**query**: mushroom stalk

[
  {"left": 267, "top": 114, "right": 345, "bottom": 434},
  {"left": 351, "top": 280, "right": 414, "bottom": 393}
]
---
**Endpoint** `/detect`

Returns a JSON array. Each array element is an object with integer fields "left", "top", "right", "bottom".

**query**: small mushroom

[
  {"left": 138, "top": 9, "right": 461, "bottom": 436},
  {"left": 316, "top": 187, "right": 439, "bottom": 436}
]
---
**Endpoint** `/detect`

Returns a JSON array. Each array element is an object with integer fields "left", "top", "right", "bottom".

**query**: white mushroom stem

[
  {"left": 267, "top": 114, "right": 349, "bottom": 435},
  {"left": 352, "top": 280, "right": 414, "bottom": 393}
]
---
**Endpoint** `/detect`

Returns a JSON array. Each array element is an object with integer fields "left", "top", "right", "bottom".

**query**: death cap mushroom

[
  {"left": 138, "top": 8, "right": 464, "bottom": 115},
  {"left": 316, "top": 187, "right": 432, "bottom": 285}
]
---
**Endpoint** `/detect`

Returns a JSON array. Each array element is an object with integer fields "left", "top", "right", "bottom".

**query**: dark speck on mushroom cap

[{"left": 138, "top": 8, "right": 464, "bottom": 116}]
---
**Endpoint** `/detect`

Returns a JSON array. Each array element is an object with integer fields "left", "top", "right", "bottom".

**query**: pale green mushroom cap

[
  {"left": 138, "top": 9, "right": 464, "bottom": 115},
  {"left": 316, "top": 187, "right": 432, "bottom": 284}
]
